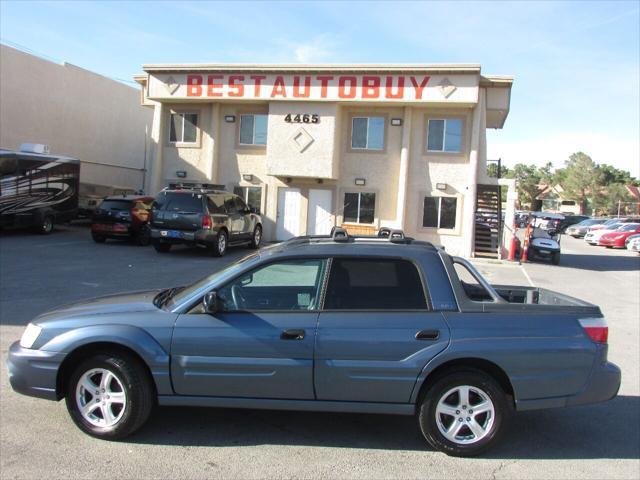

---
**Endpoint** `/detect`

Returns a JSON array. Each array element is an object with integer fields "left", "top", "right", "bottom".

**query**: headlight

[{"left": 20, "top": 323, "right": 42, "bottom": 349}]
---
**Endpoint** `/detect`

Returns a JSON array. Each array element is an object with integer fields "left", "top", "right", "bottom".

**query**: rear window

[
  {"left": 324, "top": 258, "right": 427, "bottom": 310},
  {"left": 99, "top": 200, "right": 131, "bottom": 211},
  {"left": 154, "top": 193, "right": 203, "bottom": 213}
]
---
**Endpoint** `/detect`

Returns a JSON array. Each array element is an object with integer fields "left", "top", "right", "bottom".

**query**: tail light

[
  {"left": 202, "top": 215, "right": 212, "bottom": 229},
  {"left": 579, "top": 317, "right": 608, "bottom": 344}
]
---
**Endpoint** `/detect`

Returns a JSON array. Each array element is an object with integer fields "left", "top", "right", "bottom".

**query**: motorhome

[{"left": 0, "top": 144, "right": 80, "bottom": 234}]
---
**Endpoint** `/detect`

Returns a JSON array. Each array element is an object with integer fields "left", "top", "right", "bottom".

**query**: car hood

[{"left": 33, "top": 290, "right": 162, "bottom": 323}]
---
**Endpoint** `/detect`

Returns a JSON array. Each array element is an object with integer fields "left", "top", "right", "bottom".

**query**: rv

[{"left": 0, "top": 144, "right": 80, "bottom": 234}]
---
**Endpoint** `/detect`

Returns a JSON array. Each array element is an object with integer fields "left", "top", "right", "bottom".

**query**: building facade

[
  {"left": 0, "top": 44, "right": 152, "bottom": 198},
  {"left": 135, "top": 64, "right": 513, "bottom": 257}
]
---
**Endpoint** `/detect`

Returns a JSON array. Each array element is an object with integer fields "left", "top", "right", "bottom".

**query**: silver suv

[{"left": 150, "top": 188, "right": 262, "bottom": 256}]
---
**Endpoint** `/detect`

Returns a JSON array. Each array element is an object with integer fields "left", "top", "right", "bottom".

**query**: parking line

[{"left": 520, "top": 265, "right": 535, "bottom": 287}]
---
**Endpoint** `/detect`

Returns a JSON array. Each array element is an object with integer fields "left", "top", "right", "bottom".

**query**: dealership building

[{"left": 134, "top": 64, "right": 513, "bottom": 257}]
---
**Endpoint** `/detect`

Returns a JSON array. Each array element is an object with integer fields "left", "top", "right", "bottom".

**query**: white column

[
  {"left": 209, "top": 103, "right": 220, "bottom": 183},
  {"left": 395, "top": 107, "right": 413, "bottom": 229},
  {"left": 462, "top": 88, "right": 486, "bottom": 258},
  {"left": 149, "top": 102, "right": 165, "bottom": 194}
]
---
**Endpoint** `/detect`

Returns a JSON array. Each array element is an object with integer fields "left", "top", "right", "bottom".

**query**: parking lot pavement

[{"left": 1, "top": 226, "right": 639, "bottom": 479}]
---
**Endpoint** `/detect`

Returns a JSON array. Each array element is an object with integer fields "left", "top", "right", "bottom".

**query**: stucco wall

[{"left": 0, "top": 44, "right": 152, "bottom": 191}]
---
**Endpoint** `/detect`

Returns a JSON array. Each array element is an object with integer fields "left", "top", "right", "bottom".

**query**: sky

[{"left": 1, "top": 0, "right": 639, "bottom": 177}]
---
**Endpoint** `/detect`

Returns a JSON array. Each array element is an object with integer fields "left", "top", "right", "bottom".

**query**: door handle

[
  {"left": 281, "top": 329, "right": 305, "bottom": 340},
  {"left": 415, "top": 329, "right": 440, "bottom": 340}
]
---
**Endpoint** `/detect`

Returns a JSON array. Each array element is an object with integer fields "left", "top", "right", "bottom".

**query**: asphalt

[{"left": 0, "top": 225, "right": 638, "bottom": 479}]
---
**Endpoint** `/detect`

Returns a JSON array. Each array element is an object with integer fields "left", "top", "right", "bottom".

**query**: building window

[
  {"left": 233, "top": 186, "right": 262, "bottom": 213},
  {"left": 427, "top": 118, "right": 463, "bottom": 153},
  {"left": 423, "top": 196, "right": 457, "bottom": 229},
  {"left": 239, "top": 114, "right": 268, "bottom": 145},
  {"left": 351, "top": 117, "right": 385, "bottom": 150},
  {"left": 169, "top": 113, "right": 198, "bottom": 143},
  {"left": 343, "top": 192, "right": 375, "bottom": 224}
]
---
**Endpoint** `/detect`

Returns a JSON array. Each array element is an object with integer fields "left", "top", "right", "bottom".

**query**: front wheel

[
  {"left": 153, "top": 241, "right": 171, "bottom": 253},
  {"left": 418, "top": 369, "right": 510, "bottom": 457},
  {"left": 65, "top": 353, "right": 154, "bottom": 439},
  {"left": 92, "top": 233, "right": 107, "bottom": 243},
  {"left": 552, "top": 252, "right": 560, "bottom": 265},
  {"left": 249, "top": 225, "right": 262, "bottom": 249},
  {"left": 38, "top": 215, "right": 54, "bottom": 235},
  {"left": 136, "top": 225, "right": 151, "bottom": 246}
]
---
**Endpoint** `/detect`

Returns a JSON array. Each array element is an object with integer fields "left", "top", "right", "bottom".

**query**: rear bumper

[
  {"left": 565, "top": 361, "right": 621, "bottom": 407},
  {"left": 150, "top": 227, "right": 217, "bottom": 246},
  {"left": 7, "top": 341, "right": 65, "bottom": 401},
  {"left": 92, "top": 223, "right": 132, "bottom": 237}
]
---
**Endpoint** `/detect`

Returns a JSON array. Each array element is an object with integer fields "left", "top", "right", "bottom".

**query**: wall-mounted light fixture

[
  {"left": 390, "top": 118, "right": 403, "bottom": 126},
  {"left": 285, "top": 177, "right": 292, "bottom": 184},
  {"left": 316, "top": 178, "right": 323, "bottom": 184},
  {"left": 176, "top": 170, "right": 187, "bottom": 178},
  {"left": 242, "top": 174, "right": 253, "bottom": 182},
  {"left": 224, "top": 115, "right": 236, "bottom": 123},
  {"left": 355, "top": 178, "right": 366, "bottom": 186},
  {"left": 436, "top": 183, "right": 447, "bottom": 191}
]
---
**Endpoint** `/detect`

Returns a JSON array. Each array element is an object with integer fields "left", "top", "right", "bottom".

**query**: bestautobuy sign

[{"left": 148, "top": 73, "right": 478, "bottom": 103}]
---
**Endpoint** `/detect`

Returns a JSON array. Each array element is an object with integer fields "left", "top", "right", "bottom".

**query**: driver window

[{"left": 216, "top": 259, "right": 327, "bottom": 312}]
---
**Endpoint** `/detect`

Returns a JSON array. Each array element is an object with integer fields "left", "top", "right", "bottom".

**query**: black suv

[{"left": 149, "top": 189, "right": 262, "bottom": 256}]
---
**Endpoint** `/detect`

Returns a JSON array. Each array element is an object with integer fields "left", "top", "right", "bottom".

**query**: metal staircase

[{"left": 474, "top": 185, "right": 502, "bottom": 258}]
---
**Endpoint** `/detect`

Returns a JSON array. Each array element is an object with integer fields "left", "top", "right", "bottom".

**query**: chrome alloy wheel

[
  {"left": 76, "top": 368, "right": 127, "bottom": 427},
  {"left": 254, "top": 227, "right": 261, "bottom": 246},
  {"left": 435, "top": 385, "right": 495, "bottom": 445},
  {"left": 218, "top": 233, "right": 227, "bottom": 254}
]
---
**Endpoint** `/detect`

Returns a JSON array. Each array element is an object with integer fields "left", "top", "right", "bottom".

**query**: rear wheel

[
  {"left": 418, "top": 369, "right": 510, "bottom": 457},
  {"left": 210, "top": 230, "right": 227, "bottom": 257},
  {"left": 65, "top": 352, "right": 154, "bottom": 439},
  {"left": 153, "top": 241, "right": 171, "bottom": 253},
  {"left": 249, "top": 225, "right": 262, "bottom": 249},
  {"left": 92, "top": 233, "right": 107, "bottom": 243}
]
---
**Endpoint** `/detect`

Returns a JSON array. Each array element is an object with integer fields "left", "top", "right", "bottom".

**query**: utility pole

[{"left": 617, "top": 200, "right": 621, "bottom": 218}]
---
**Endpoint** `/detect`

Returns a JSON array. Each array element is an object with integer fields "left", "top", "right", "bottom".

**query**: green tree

[
  {"left": 560, "top": 152, "right": 602, "bottom": 214},
  {"left": 592, "top": 183, "right": 634, "bottom": 215},
  {"left": 507, "top": 163, "right": 550, "bottom": 208},
  {"left": 597, "top": 164, "right": 636, "bottom": 186}
]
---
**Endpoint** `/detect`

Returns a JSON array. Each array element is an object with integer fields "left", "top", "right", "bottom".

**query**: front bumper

[
  {"left": 598, "top": 238, "right": 623, "bottom": 247},
  {"left": 7, "top": 341, "right": 66, "bottom": 401}
]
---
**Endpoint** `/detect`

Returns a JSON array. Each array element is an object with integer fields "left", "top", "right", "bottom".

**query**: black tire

[
  {"left": 418, "top": 369, "right": 510, "bottom": 457},
  {"left": 552, "top": 252, "right": 560, "bottom": 265},
  {"left": 210, "top": 230, "right": 227, "bottom": 257},
  {"left": 136, "top": 225, "right": 151, "bottom": 246},
  {"left": 153, "top": 241, "right": 171, "bottom": 253},
  {"left": 65, "top": 352, "right": 154, "bottom": 440},
  {"left": 249, "top": 225, "right": 262, "bottom": 249},
  {"left": 39, "top": 215, "right": 54, "bottom": 235},
  {"left": 92, "top": 233, "right": 107, "bottom": 243}
]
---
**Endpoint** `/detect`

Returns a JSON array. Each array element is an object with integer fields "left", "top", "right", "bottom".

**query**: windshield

[
  {"left": 163, "top": 252, "right": 261, "bottom": 309},
  {"left": 579, "top": 219, "right": 599, "bottom": 226}
]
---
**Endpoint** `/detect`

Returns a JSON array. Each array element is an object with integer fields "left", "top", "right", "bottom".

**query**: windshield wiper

[{"left": 154, "top": 286, "right": 185, "bottom": 308}]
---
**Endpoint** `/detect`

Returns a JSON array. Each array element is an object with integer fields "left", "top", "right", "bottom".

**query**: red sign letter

[
  {"left": 293, "top": 76, "right": 311, "bottom": 98},
  {"left": 385, "top": 76, "right": 404, "bottom": 99},
  {"left": 186, "top": 74, "right": 203, "bottom": 97},
  {"left": 228, "top": 75, "right": 245, "bottom": 97},
  {"left": 207, "top": 75, "right": 223, "bottom": 97},
  {"left": 317, "top": 76, "right": 333, "bottom": 98},
  {"left": 250, "top": 75, "right": 266, "bottom": 97},
  {"left": 270, "top": 75, "right": 287, "bottom": 98},
  {"left": 362, "top": 76, "right": 380, "bottom": 99},
  {"left": 410, "top": 76, "right": 430, "bottom": 100},
  {"left": 338, "top": 76, "right": 357, "bottom": 99}
]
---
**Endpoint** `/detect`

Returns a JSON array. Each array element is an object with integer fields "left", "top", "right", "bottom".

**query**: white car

[
  {"left": 627, "top": 235, "right": 640, "bottom": 252},
  {"left": 584, "top": 223, "right": 624, "bottom": 245}
]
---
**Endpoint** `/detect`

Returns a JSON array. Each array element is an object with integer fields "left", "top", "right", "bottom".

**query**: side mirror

[
  {"left": 249, "top": 207, "right": 259, "bottom": 214},
  {"left": 202, "top": 291, "right": 218, "bottom": 314}
]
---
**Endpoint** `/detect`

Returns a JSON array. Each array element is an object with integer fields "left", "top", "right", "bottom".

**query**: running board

[{"left": 158, "top": 395, "right": 415, "bottom": 415}]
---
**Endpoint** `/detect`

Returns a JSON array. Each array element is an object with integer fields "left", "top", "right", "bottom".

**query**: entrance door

[
  {"left": 308, "top": 189, "right": 333, "bottom": 235},
  {"left": 276, "top": 187, "right": 301, "bottom": 240}
]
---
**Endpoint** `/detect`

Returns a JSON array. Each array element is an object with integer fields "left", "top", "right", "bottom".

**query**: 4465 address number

[{"left": 284, "top": 113, "right": 319, "bottom": 124}]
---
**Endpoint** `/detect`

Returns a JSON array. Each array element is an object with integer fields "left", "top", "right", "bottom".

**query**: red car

[
  {"left": 91, "top": 195, "right": 154, "bottom": 245},
  {"left": 598, "top": 223, "right": 640, "bottom": 248}
]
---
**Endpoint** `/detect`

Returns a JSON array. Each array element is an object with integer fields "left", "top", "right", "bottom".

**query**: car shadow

[{"left": 129, "top": 395, "right": 640, "bottom": 459}]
